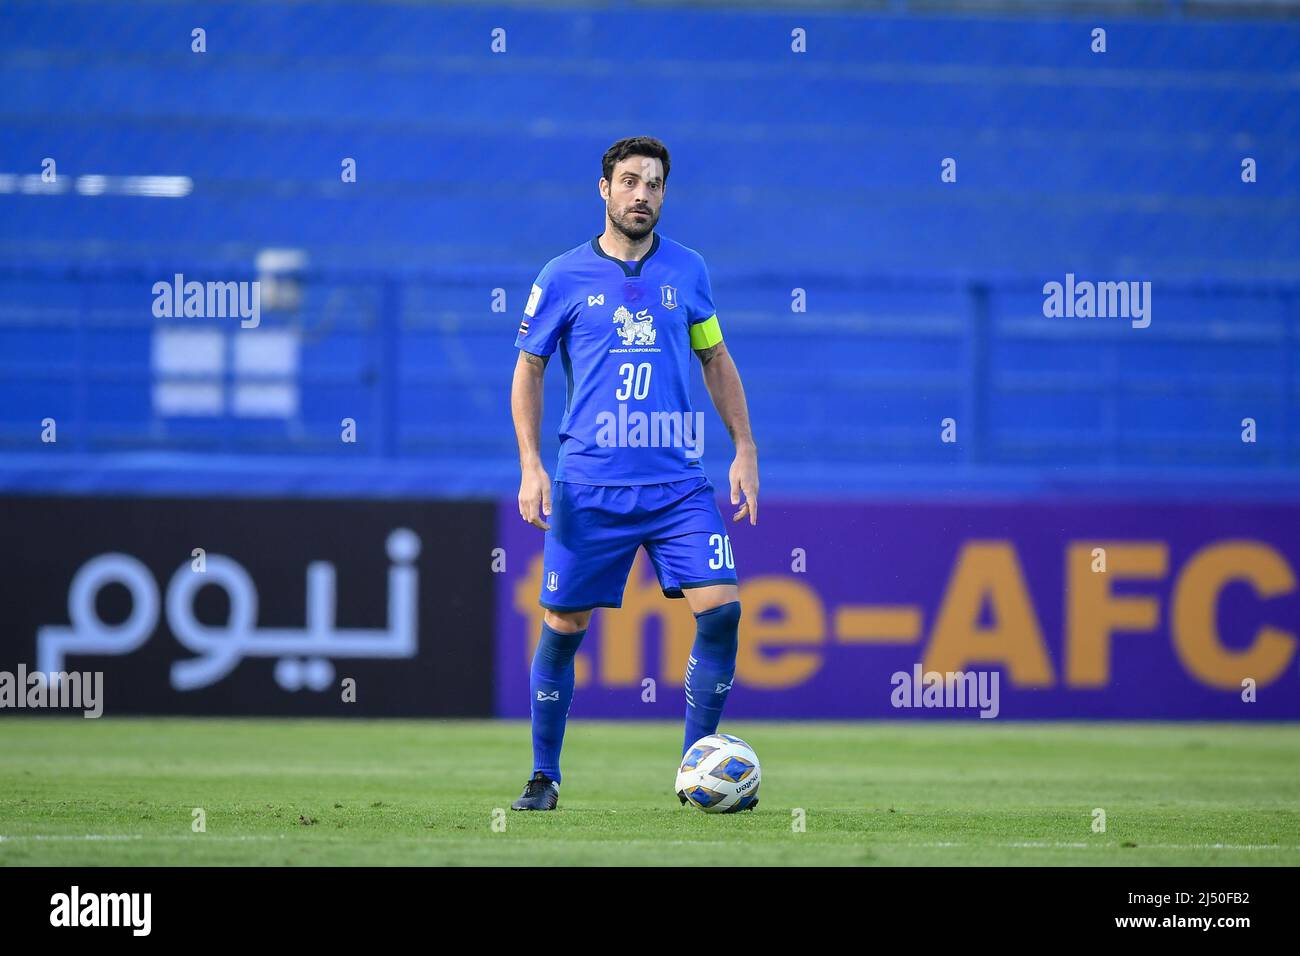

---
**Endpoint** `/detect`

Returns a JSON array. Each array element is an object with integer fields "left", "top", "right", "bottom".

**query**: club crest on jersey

[
  {"left": 660, "top": 284, "right": 678, "bottom": 309},
  {"left": 612, "top": 305, "right": 656, "bottom": 346},
  {"left": 546, "top": 571, "right": 558, "bottom": 592}
]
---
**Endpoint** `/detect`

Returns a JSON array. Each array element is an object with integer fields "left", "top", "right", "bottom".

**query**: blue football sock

[
  {"left": 530, "top": 622, "right": 586, "bottom": 783},
  {"left": 683, "top": 601, "right": 741, "bottom": 755}
]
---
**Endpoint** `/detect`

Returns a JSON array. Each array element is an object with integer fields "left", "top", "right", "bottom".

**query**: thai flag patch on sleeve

[{"left": 518, "top": 319, "right": 530, "bottom": 336}]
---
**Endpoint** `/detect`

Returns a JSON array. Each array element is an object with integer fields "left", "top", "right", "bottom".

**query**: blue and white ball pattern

[{"left": 676, "top": 733, "right": 761, "bottom": 813}]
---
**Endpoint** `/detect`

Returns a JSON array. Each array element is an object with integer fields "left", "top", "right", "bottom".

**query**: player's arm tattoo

[
  {"left": 695, "top": 344, "right": 721, "bottom": 368},
  {"left": 521, "top": 351, "right": 549, "bottom": 369}
]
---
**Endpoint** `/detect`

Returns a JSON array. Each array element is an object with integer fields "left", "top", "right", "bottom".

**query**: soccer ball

[{"left": 676, "top": 733, "right": 761, "bottom": 813}]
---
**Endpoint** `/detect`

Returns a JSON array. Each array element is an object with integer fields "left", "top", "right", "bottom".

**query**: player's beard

[{"left": 610, "top": 202, "right": 657, "bottom": 241}]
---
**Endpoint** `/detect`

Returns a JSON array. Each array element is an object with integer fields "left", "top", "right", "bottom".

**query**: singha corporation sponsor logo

[{"left": 612, "top": 305, "right": 656, "bottom": 347}]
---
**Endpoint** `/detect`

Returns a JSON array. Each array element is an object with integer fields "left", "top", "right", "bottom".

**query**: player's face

[{"left": 603, "top": 156, "right": 663, "bottom": 240}]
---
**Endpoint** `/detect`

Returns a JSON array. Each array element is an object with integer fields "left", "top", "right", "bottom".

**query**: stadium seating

[{"left": 0, "top": 1, "right": 1296, "bottom": 495}]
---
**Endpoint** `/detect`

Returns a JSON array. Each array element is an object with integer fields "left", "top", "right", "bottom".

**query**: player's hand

[
  {"left": 729, "top": 446, "right": 758, "bottom": 526},
  {"left": 518, "top": 463, "right": 552, "bottom": 530}
]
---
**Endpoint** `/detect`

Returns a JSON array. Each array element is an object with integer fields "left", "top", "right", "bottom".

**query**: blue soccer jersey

[{"left": 514, "top": 232, "right": 725, "bottom": 485}]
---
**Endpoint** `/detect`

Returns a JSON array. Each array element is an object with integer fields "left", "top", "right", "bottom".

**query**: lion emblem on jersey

[{"left": 613, "top": 305, "right": 656, "bottom": 346}]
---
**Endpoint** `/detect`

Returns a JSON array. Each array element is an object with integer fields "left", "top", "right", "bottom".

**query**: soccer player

[{"left": 509, "top": 136, "right": 759, "bottom": 811}]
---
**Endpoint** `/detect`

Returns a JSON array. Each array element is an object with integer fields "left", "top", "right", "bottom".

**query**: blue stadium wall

[{"left": 0, "top": 1, "right": 1296, "bottom": 498}]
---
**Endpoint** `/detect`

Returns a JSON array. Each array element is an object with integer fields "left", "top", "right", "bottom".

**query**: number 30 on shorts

[{"left": 708, "top": 533, "right": 735, "bottom": 570}]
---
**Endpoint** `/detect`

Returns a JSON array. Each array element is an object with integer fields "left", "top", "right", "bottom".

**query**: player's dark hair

[{"left": 602, "top": 137, "right": 671, "bottom": 185}]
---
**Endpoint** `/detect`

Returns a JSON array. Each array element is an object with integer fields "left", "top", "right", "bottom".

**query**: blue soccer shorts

[{"left": 538, "top": 475, "right": 739, "bottom": 611}]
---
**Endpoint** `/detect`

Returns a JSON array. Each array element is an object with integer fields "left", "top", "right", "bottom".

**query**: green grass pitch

[{"left": 2, "top": 719, "right": 1298, "bottom": 866}]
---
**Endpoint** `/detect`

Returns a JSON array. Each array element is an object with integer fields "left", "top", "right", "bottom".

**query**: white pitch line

[
  {"left": 3, "top": 835, "right": 1295, "bottom": 851},
  {"left": 903, "top": 841, "right": 1300, "bottom": 850},
  {"left": 0, "top": 834, "right": 286, "bottom": 842}
]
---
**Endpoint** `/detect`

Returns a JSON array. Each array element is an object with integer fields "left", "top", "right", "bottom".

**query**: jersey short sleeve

[
  {"left": 687, "top": 255, "right": 723, "bottom": 351},
  {"left": 515, "top": 259, "right": 571, "bottom": 356}
]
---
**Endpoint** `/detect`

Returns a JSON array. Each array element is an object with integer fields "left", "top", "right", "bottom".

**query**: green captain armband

[{"left": 689, "top": 314, "right": 723, "bottom": 350}]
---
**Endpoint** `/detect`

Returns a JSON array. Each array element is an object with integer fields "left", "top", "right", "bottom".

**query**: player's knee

[
  {"left": 693, "top": 600, "right": 741, "bottom": 643},
  {"left": 544, "top": 608, "right": 593, "bottom": 634}
]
